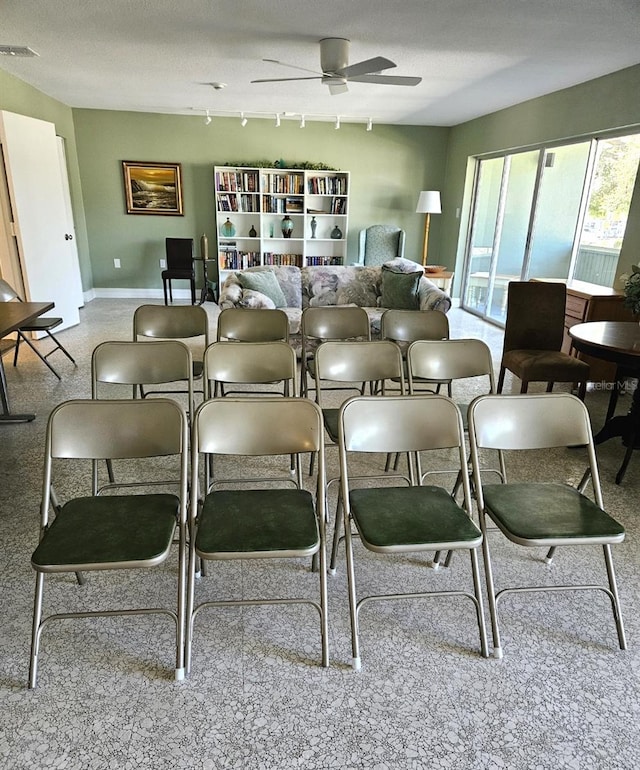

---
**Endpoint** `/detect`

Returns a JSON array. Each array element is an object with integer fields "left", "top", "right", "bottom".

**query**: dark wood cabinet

[{"left": 562, "top": 280, "right": 634, "bottom": 382}]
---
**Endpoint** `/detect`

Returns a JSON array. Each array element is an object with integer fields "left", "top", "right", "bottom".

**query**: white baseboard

[{"left": 87, "top": 288, "right": 192, "bottom": 300}]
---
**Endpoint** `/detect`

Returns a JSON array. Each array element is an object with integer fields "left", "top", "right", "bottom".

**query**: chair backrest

[
  {"left": 301, "top": 306, "right": 370, "bottom": 344},
  {"left": 381, "top": 309, "right": 449, "bottom": 345},
  {"left": 91, "top": 339, "right": 194, "bottom": 403},
  {"left": 502, "top": 281, "right": 566, "bottom": 353},
  {"left": 47, "top": 398, "right": 187, "bottom": 463},
  {"left": 358, "top": 225, "right": 405, "bottom": 266},
  {"left": 314, "top": 340, "right": 404, "bottom": 401},
  {"left": 407, "top": 339, "right": 495, "bottom": 393},
  {"left": 469, "top": 393, "right": 593, "bottom": 451},
  {"left": 133, "top": 304, "right": 209, "bottom": 344},
  {"left": 216, "top": 307, "right": 289, "bottom": 342},
  {"left": 193, "top": 397, "right": 323, "bottom": 458},
  {"left": 165, "top": 238, "right": 195, "bottom": 271},
  {"left": 340, "top": 394, "right": 465, "bottom": 455},
  {"left": 203, "top": 340, "right": 297, "bottom": 398},
  {"left": 0, "top": 279, "right": 20, "bottom": 303}
]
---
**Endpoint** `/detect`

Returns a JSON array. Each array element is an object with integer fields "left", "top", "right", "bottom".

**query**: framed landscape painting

[{"left": 122, "top": 161, "right": 183, "bottom": 215}]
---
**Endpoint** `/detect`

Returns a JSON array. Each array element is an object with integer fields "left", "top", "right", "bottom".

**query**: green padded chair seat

[
  {"left": 197, "top": 489, "right": 319, "bottom": 557},
  {"left": 502, "top": 349, "right": 590, "bottom": 382},
  {"left": 349, "top": 486, "right": 482, "bottom": 553},
  {"left": 322, "top": 408, "right": 340, "bottom": 442},
  {"left": 482, "top": 483, "right": 625, "bottom": 545},
  {"left": 31, "top": 494, "right": 179, "bottom": 570}
]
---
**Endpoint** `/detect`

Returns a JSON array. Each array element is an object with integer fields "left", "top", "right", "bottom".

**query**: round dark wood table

[{"left": 569, "top": 321, "right": 640, "bottom": 484}]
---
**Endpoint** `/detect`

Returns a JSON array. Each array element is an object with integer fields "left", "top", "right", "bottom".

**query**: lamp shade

[{"left": 416, "top": 190, "right": 441, "bottom": 214}]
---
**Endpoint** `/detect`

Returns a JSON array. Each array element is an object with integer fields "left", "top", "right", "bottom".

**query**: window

[{"left": 461, "top": 133, "right": 640, "bottom": 325}]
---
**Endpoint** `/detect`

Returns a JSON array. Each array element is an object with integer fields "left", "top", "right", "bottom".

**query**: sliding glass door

[{"left": 462, "top": 133, "right": 640, "bottom": 325}]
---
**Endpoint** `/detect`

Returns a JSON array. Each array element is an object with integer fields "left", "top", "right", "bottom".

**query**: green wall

[
  {"left": 72, "top": 110, "right": 448, "bottom": 290},
  {"left": 3, "top": 61, "right": 640, "bottom": 298},
  {"left": 444, "top": 63, "right": 640, "bottom": 294},
  {"left": 0, "top": 69, "right": 93, "bottom": 290}
]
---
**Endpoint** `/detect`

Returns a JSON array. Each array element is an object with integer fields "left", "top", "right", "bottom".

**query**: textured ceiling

[{"left": 1, "top": 0, "right": 639, "bottom": 127}]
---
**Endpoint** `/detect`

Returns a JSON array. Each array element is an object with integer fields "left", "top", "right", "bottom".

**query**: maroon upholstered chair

[{"left": 497, "top": 281, "right": 590, "bottom": 400}]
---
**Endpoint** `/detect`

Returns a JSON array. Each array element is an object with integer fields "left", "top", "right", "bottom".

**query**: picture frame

[{"left": 122, "top": 161, "right": 183, "bottom": 215}]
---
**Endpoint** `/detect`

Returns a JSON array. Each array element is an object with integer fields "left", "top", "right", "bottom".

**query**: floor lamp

[{"left": 416, "top": 191, "right": 441, "bottom": 266}]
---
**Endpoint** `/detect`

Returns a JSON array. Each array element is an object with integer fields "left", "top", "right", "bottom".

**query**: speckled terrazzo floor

[{"left": 1, "top": 299, "right": 639, "bottom": 770}]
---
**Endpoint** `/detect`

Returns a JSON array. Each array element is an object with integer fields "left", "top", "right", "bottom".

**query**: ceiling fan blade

[
  {"left": 338, "top": 56, "right": 396, "bottom": 79},
  {"left": 251, "top": 76, "right": 322, "bottom": 84},
  {"left": 262, "top": 58, "right": 323, "bottom": 76},
  {"left": 349, "top": 74, "right": 422, "bottom": 86}
]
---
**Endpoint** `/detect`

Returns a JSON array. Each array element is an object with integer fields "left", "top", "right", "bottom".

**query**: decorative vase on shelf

[
  {"left": 281, "top": 215, "right": 294, "bottom": 239},
  {"left": 310, "top": 216, "right": 317, "bottom": 239},
  {"left": 330, "top": 224, "right": 343, "bottom": 240},
  {"left": 249, "top": 224, "right": 257, "bottom": 237},
  {"left": 221, "top": 218, "right": 236, "bottom": 237}
]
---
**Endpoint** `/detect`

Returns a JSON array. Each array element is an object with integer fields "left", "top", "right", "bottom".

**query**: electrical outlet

[
  {"left": 159, "top": 259, "right": 166, "bottom": 269},
  {"left": 113, "top": 258, "right": 121, "bottom": 268}
]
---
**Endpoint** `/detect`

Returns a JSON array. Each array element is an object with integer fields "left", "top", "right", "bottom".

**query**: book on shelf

[
  {"left": 307, "top": 175, "right": 348, "bottom": 195},
  {"left": 216, "top": 169, "right": 259, "bottom": 193},
  {"left": 306, "top": 256, "right": 344, "bottom": 266},
  {"left": 285, "top": 197, "right": 304, "bottom": 214},
  {"left": 331, "top": 197, "right": 347, "bottom": 215},
  {"left": 263, "top": 252, "right": 303, "bottom": 267}
]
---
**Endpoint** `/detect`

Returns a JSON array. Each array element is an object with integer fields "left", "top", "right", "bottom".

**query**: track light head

[
  {"left": 240, "top": 112, "right": 248, "bottom": 127},
  {"left": 366, "top": 117, "right": 372, "bottom": 131},
  {"left": 205, "top": 110, "right": 212, "bottom": 126},
  {"left": 335, "top": 116, "right": 341, "bottom": 130},
  {"left": 300, "top": 115, "right": 306, "bottom": 128},
  {"left": 275, "top": 113, "right": 281, "bottom": 127}
]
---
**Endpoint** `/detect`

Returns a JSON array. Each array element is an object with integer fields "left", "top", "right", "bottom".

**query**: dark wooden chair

[
  {"left": 162, "top": 237, "right": 195, "bottom": 305},
  {"left": 497, "top": 281, "right": 590, "bottom": 399}
]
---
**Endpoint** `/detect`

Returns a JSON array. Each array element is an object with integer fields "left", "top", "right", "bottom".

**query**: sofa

[{"left": 217, "top": 258, "right": 452, "bottom": 350}]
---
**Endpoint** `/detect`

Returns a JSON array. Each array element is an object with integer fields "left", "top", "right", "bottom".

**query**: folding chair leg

[
  {"left": 480, "top": 531, "right": 503, "bottom": 658},
  {"left": 28, "top": 572, "right": 46, "bottom": 688},
  {"left": 175, "top": 521, "right": 186, "bottom": 680},
  {"left": 329, "top": 496, "right": 343, "bottom": 575},
  {"left": 343, "top": 510, "right": 362, "bottom": 671},
  {"left": 469, "top": 548, "right": 489, "bottom": 658},
  {"left": 15, "top": 332, "right": 61, "bottom": 379},
  {"left": 603, "top": 544, "right": 627, "bottom": 650},
  {"left": 185, "top": 531, "right": 198, "bottom": 675},
  {"left": 44, "top": 330, "right": 76, "bottom": 365}
]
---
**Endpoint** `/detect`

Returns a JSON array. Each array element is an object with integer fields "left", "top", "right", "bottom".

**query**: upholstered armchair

[{"left": 357, "top": 225, "right": 405, "bottom": 266}]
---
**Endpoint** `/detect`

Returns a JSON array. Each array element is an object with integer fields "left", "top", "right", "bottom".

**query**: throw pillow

[
  {"left": 380, "top": 267, "right": 421, "bottom": 310},
  {"left": 383, "top": 257, "right": 423, "bottom": 274},
  {"left": 239, "top": 289, "right": 276, "bottom": 309},
  {"left": 238, "top": 270, "right": 287, "bottom": 308}
]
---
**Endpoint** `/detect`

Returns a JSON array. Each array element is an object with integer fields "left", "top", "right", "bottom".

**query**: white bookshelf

[{"left": 214, "top": 166, "right": 350, "bottom": 275}]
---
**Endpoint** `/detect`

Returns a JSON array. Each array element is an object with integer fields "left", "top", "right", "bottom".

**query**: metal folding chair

[{"left": 28, "top": 398, "right": 189, "bottom": 687}]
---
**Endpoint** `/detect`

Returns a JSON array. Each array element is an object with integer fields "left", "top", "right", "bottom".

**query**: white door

[
  {"left": 56, "top": 136, "right": 84, "bottom": 309},
  {"left": 0, "top": 110, "right": 82, "bottom": 330}
]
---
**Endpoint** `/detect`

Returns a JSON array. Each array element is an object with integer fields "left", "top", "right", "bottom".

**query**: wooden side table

[{"left": 424, "top": 269, "right": 453, "bottom": 294}]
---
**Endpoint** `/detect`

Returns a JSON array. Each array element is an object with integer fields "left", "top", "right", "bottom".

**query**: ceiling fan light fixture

[{"left": 240, "top": 112, "right": 248, "bottom": 127}]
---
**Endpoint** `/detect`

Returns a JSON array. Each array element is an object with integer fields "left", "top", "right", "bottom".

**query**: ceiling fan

[{"left": 251, "top": 37, "right": 422, "bottom": 95}]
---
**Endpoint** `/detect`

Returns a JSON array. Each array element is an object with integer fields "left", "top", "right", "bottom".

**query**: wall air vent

[{"left": 0, "top": 46, "right": 39, "bottom": 57}]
